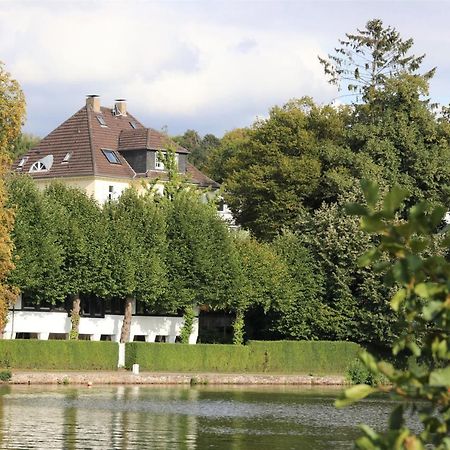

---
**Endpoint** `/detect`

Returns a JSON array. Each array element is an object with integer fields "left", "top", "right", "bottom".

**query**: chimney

[
  {"left": 114, "top": 99, "right": 127, "bottom": 116},
  {"left": 86, "top": 95, "right": 101, "bottom": 113}
]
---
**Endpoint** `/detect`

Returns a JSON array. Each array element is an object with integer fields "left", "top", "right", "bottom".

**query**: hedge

[
  {"left": 126, "top": 340, "right": 361, "bottom": 375},
  {"left": 0, "top": 340, "right": 118, "bottom": 370}
]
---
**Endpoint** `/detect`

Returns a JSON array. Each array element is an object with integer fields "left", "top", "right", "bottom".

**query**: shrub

[
  {"left": 0, "top": 370, "right": 12, "bottom": 381},
  {"left": 126, "top": 340, "right": 361, "bottom": 375},
  {"left": 0, "top": 340, "right": 118, "bottom": 370}
]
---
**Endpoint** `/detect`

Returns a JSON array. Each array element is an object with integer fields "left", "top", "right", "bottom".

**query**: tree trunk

[
  {"left": 69, "top": 294, "right": 81, "bottom": 340},
  {"left": 120, "top": 297, "right": 133, "bottom": 343}
]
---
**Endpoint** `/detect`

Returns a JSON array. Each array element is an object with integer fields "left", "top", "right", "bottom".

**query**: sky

[{"left": 1, "top": 0, "right": 450, "bottom": 138}]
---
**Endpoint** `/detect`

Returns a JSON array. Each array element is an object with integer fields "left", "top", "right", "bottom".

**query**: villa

[{"left": 6, "top": 95, "right": 227, "bottom": 343}]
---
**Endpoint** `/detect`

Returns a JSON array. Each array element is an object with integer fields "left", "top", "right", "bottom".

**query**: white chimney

[
  {"left": 86, "top": 95, "right": 101, "bottom": 113},
  {"left": 114, "top": 99, "right": 127, "bottom": 116}
]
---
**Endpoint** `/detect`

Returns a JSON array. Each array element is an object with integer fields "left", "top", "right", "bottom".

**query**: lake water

[{"left": 0, "top": 384, "right": 397, "bottom": 449}]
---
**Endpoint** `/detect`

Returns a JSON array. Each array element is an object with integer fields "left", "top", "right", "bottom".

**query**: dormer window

[
  {"left": 17, "top": 156, "right": 28, "bottom": 169},
  {"left": 102, "top": 149, "right": 121, "bottom": 164},
  {"left": 96, "top": 116, "right": 107, "bottom": 127},
  {"left": 30, "top": 161, "right": 47, "bottom": 172},
  {"left": 62, "top": 152, "right": 72, "bottom": 163},
  {"left": 29, "top": 155, "right": 53, "bottom": 173}
]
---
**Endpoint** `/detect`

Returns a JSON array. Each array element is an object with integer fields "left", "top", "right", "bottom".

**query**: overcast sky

[{"left": 1, "top": 0, "right": 449, "bottom": 138}]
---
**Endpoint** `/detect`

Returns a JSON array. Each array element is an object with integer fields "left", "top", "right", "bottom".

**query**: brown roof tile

[
  {"left": 13, "top": 101, "right": 218, "bottom": 189},
  {"left": 119, "top": 129, "right": 189, "bottom": 153}
]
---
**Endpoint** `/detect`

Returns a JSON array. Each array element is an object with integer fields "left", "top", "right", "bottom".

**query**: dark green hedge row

[
  {"left": 0, "top": 340, "right": 118, "bottom": 370},
  {"left": 126, "top": 340, "right": 361, "bottom": 375}
]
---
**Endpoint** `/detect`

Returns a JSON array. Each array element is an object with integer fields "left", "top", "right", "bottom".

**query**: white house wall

[{"left": 5, "top": 297, "right": 198, "bottom": 343}]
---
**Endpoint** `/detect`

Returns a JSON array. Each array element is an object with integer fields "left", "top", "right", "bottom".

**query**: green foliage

[
  {"left": 337, "top": 181, "right": 450, "bottom": 449},
  {"left": 173, "top": 129, "right": 220, "bottom": 171},
  {"left": 11, "top": 133, "right": 40, "bottom": 159},
  {"left": 221, "top": 98, "right": 377, "bottom": 240},
  {"left": 126, "top": 340, "right": 361, "bottom": 375},
  {"left": 346, "top": 359, "right": 388, "bottom": 386},
  {"left": 0, "top": 340, "right": 118, "bottom": 370},
  {"left": 163, "top": 188, "right": 241, "bottom": 312},
  {"left": 296, "top": 201, "right": 397, "bottom": 345},
  {"left": 7, "top": 176, "right": 66, "bottom": 305},
  {"left": 318, "top": 18, "right": 434, "bottom": 100},
  {"left": 232, "top": 310, "right": 245, "bottom": 345},
  {"left": 271, "top": 232, "right": 326, "bottom": 340},
  {"left": 0, "top": 369, "right": 11, "bottom": 382},
  {"left": 179, "top": 305, "right": 195, "bottom": 344}
]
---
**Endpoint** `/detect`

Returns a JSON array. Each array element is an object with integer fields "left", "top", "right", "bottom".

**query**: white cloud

[{"left": 0, "top": 1, "right": 335, "bottom": 135}]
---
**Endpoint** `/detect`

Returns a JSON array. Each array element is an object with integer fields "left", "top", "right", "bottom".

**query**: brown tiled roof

[
  {"left": 12, "top": 102, "right": 216, "bottom": 188},
  {"left": 119, "top": 129, "right": 189, "bottom": 153}
]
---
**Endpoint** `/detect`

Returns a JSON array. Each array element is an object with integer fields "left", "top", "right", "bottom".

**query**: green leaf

[
  {"left": 357, "top": 248, "right": 380, "bottom": 267},
  {"left": 406, "top": 341, "right": 421, "bottom": 357},
  {"left": 391, "top": 289, "right": 407, "bottom": 311},
  {"left": 422, "top": 301, "right": 443, "bottom": 321},
  {"left": 346, "top": 203, "right": 369, "bottom": 216},
  {"left": 383, "top": 185, "right": 408, "bottom": 215},
  {"left": 360, "top": 180, "right": 379, "bottom": 208},
  {"left": 335, "top": 384, "right": 377, "bottom": 408},
  {"left": 361, "top": 216, "right": 384, "bottom": 233},
  {"left": 389, "top": 404, "right": 404, "bottom": 430},
  {"left": 429, "top": 366, "right": 450, "bottom": 387}
]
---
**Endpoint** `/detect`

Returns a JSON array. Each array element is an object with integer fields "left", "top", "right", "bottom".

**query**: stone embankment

[{"left": 8, "top": 371, "right": 345, "bottom": 386}]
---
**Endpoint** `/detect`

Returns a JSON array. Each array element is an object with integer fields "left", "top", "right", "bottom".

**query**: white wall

[{"left": 4, "top": 298, "right": 198, "bottom": 343}]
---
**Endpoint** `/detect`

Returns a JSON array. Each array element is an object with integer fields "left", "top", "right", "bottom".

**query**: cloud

[{"left": 0, "top": 1, "right": 335, "bottom": 136}]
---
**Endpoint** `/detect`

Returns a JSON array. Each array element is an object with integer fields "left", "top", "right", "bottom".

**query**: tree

[
  {"left": 11, "top": 133, "right": 40, "bottom": 160},
  {"left": 338, "top": 181, "right": 449, "bottom": 449},
  {"left": 7, "top": 176, "right": 65, "bottom": 308},
  {"left": 173, "top": 129, "right": 221, "bottom": 171},
  {"left": 222, "top": 98, "right": 377, "bottom": 240},
  {"left": 318, "top": 18, "right": 434, "bottom": 101},
  {"left": 295, "top": 199, "right": 397, "bottom": 346},
  {"left": 232, "top": 233, "right": 295, "bottom": 343},
  {"left": 164, "top": 188, "right": 241, "bottom": 342},
  {"left": 0, "top": 61, "right": 25, "bottom": 334},
  {"left": 44, "top": 183, "right": 109, "bottom": 339},
  {"left": 271, "top": 232, "right": 327, "bottom": 340},
  {"left": 104, "top": 187, "right": 167, "bottom": 343}
]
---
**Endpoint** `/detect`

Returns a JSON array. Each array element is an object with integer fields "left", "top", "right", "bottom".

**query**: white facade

[{"left": 5, "top": 296, "right": 198, "bottom": 344}]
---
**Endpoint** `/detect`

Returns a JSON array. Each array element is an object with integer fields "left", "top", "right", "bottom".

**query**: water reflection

[{"left": 0, "top": 384, "right": 396, "bottom": 449}]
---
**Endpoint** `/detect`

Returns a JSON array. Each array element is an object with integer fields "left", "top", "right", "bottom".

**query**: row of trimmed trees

[{"left": 6, "top": 175, "right": 327, "bottom": 344}]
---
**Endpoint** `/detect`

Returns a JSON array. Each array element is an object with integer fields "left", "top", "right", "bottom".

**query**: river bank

[{"left": 6, "top": 370, "right": 345, "bottom": 385}]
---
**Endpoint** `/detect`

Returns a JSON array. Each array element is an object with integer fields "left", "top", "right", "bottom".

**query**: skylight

[
  {"left": 96, "top": 116, "right": 107, "bottom": 127},
  {"left": 102, "top": 149, "right": 121, "bottom": 164},
  {"left": 62, "top": 152, "right": 72, "bottom": 163},
  {"left": 129, "top": 121, "right": 138, "bottom": 129},
  {"left": 17, "top": 156, "right": 28, "bottom": 168}
]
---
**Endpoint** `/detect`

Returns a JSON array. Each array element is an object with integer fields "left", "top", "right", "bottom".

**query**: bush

[
  {"left": 126, "top": 340, "right": 361, "bottom": 375},
  {"left": 346, "top": 359, "right": 389, "bottom": 386},
  {"left": 0, "top": 340, "right": 118, "bottom": 370},
  {"left": 0, "top": 370, "right": 12, "bottom": 381}
]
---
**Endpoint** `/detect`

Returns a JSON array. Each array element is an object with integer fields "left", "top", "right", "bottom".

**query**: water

[{"left": 0, "top": 384, "right": 399, "bottom": 449}]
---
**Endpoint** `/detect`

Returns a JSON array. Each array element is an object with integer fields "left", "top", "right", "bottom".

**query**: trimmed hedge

[
  {"left": 0, "top": 340, "right": 118, "bottom": 370},
  {"left": 126, "top": 340, "right": 361, "bottom": 375}
]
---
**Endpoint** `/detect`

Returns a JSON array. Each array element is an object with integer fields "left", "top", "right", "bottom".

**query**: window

[
  {"left": 129, "top": 120, "right": 138, "bottom": 129},
  {"left": 62, "top": 152, "right": 72, "bottom": 163},
  {"left": 96, "top": 116, "right": 107, "bottom": 127},
  {"left": 17, "top": 156, "right": 28, "bottom": 169},
  {"left": 102, "top": 149, "right": 121, "bottom": 164},
  {"left": 108, "top": 185, "right": 115, "bottom": 201},
  {"left": 29, "top": 155, "right": 53, "bottom": 173}
]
